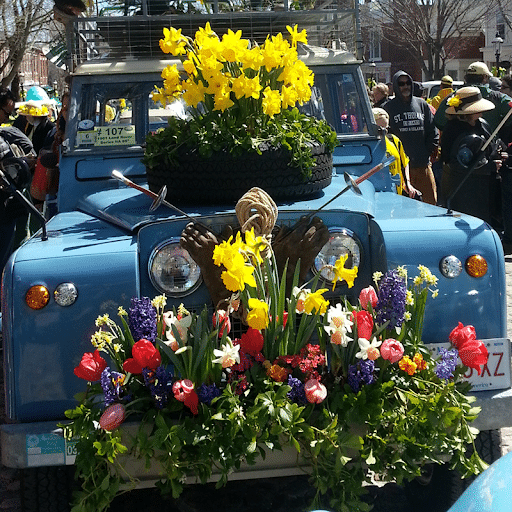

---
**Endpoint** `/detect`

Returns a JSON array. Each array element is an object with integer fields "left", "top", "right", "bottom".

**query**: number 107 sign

[{"left": 427, "top": 339, "right": 511, "bottom": 391}]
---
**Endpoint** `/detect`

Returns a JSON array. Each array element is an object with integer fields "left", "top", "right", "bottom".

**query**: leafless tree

[
  {"left": 366, "top": 0, "right": 498, "bottom": 80},
  {"left": 0, "top": 0, "right": 56, "bottom": 89}
]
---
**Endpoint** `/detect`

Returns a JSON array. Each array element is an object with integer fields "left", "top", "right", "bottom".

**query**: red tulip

[
  {"left": 99, "top": 403, "right": 126, "bottom": 431},
  {"left": 239, "top": 328, "right": 264, "bottom": 356},
  {"left": 172, "top": 379, "right": 198, "bottom": 415},
  {"left": 449, "top": 322, "right": 477, "bottom": 349},
  {"left": 458, "top": 339, "right": 488, "bottom": 375},
  {"left": 352, "top": 310, "right": 373, "bottom": 340},
  {"left": 74, "top": 350, "right": 107, "bottom": 381},
  {"left": 123, "top": 338, "right": 161, "bottom": 374},
  {"left": 213, "top": 309, "right": 231, "bottom": 337}
]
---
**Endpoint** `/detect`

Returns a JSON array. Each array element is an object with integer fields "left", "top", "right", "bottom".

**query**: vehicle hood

[{"left": 76, "top": 174, "right": 379, "bottom": 232}]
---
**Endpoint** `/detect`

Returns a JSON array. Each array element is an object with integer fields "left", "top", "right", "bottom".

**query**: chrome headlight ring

[
  {"left": 149, "top": 239, "right": 202, "bottom": 297},
  {"left": 312, "top": 228, "right": 362, "bottom": 287}
]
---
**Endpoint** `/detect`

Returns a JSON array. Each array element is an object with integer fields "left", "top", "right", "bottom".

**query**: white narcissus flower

[
  {"left": 213, "top": 339, "right": 240, "bottom": 368},
  {"left": 355, "top": 337, "right": 382, "bottom": 360},
  {"left": 324, "top": 303, "right": 353, "bottom": 346},
  {"left": 292, "top": 286, "right": 311, "bottom": 313},
  {"left": 163, "top": 311, "right": 192, "bottom": 351}
]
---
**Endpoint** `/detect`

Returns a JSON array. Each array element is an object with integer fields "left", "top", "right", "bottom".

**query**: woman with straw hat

[
  {"left": 13, "top": 86, "right": 55, "bottom": 155},
  {"left": 440, "top": 86, "right": 504, "bottom": 224}
]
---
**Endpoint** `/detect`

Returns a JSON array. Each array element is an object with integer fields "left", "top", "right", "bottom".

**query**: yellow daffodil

[
  {"left": 262, "top": 87, "right": 282, "bottom": 117},
  {"left": 286, "top": 25, "right": 308, "bottom": 48},
  {"left": 303, "top": 289, "right": 329, "bottom": 315},
  {"left": 332, "top": 254, "right": 358, "bottom": 290},
  {"left": 246, "top": 298, "right": 269, "bottom": 330},
  {"left": 159, "top": 27, "right": 187, "bottom": 56}
]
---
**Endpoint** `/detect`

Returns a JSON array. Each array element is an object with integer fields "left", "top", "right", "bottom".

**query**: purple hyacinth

[
  {"left": 287, "top": 375, "right": 307, "bottom": 404},
  {"left": 197, "top": 383, "right": 221, "bottom": 405},
  {"left": 435, "top": 348, "right": 459, "bottom": 381},
  {"left": 375, "top": 270, "right": 407, "bottom": 328},
  {"left": 142, "top": 366, "right": 173, "bottom": 409},
  {"left": 101, "top": 367, "right": 126, "bottom": 406},
  {"left": 347, "top": 360, "right": 376, "bottom": 393},
  {"left": 128, "top": 297, "right": 157, "bottom": 343}
]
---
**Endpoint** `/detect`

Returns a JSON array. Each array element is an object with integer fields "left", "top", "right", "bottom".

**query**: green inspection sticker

[{"left": 26, "top": 433, "right": 66, "bottom": 467}]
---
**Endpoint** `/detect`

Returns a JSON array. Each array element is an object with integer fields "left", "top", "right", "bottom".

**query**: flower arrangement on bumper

[
  {"left": 63, "top": 232, "right": 489, "bottom": 512},
  {"left": 142, "top": 24, "right": 337, "bottom": 178}
]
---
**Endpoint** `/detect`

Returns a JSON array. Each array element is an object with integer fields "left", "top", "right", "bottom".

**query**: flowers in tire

[{"left": 143, "top": 24, "right": 338, "bottom": 178}]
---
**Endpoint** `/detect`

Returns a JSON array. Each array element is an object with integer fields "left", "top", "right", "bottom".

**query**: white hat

[{"left": 466, "top": 62, "right": 492, "bottom": 77}]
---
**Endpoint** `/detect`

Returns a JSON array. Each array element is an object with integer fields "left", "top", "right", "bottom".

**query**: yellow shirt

[
  {"left": 431, "top": 87, "right": 454, "bottom": 110},
  {"left": 385, "top": 134, "right": 409, "bottom": 195}
]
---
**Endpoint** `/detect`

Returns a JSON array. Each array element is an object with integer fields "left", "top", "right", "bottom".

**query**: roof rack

[{"left": 66, "top": 1, "right": 360, "bottom": 68}]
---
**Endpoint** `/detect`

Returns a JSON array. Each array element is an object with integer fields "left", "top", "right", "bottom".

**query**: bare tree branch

[{"left": 366, "top": 0, "right": 497, "bottom": 79}]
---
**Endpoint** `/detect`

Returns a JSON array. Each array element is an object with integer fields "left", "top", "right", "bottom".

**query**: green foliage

[
  {"left": 63, "top": 263, "right": 487, "bottom": 512},
  {"left": 142, "top": 107, "right": 338, "bottom": 180}
]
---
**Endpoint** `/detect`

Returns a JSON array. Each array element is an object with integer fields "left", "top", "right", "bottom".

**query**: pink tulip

[
  {"left": 304, "top": 379, "right": 327, "bottom": 404},
  {"left": 359, "top": 286, "right": 378, "bottom": 310},
  {"left": 380, "top": 338, "right": 404, "bottom": 363}
]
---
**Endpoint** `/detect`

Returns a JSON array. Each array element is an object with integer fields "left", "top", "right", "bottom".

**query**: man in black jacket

[
  {"left": 0, "top": 89, "right": 35, "bottom": 273},
  {"left": 384, "top": 71, "right": 439, "bottom": 204}
]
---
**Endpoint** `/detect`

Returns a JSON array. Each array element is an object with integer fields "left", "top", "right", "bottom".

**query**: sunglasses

[{"left": 398, "top": 81, "right": 412, "bottom": 87}]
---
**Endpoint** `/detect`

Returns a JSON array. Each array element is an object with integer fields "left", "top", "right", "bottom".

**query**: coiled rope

[{"left": 236, "top": 187, "right": 278, "bottom": 237}]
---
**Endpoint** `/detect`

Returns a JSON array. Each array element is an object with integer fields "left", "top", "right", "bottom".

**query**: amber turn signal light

[
  {"left": 25, "top": 285, "right": 50, "bottom": 310},
  {"left": 465, "top": 255, "right": 488, "bottom": 278}
]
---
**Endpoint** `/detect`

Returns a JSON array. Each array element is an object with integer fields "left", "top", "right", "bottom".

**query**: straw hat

[{"left": 445, "top": 86, "right": 495, "bottom": 115}]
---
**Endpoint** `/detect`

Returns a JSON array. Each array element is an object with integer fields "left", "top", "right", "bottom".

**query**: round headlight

[
  {"left": 149, "top": 239, "right": 202, "bottom": 297},
  {"left": 313, "top": 228, "right": 361, "bottom": 285},
  {"left": 54, "top": 283, "right": 78, "bottom": 306},
  {"left": 439, "top": 255, "right": 462, "bottom": 279}
]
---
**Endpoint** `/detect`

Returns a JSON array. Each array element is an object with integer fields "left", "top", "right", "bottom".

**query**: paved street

[{"left": 1, "top": 254, "right": 512, "bottom": 512}]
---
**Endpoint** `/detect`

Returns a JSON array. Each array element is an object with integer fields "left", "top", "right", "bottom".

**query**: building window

[
  {"left": 369, "top": 29, "right": 382, "bottom": 62},
  {"left": 497, "top": 12, "right": 505, "bottom": 39}
]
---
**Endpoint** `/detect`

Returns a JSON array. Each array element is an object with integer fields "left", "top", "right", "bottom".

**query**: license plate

[{"left": 426, "top": 338, "right": 511, "bottom": 391}]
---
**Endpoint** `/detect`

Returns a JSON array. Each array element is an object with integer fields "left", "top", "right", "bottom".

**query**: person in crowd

[
  {"left": 37, "top": 91, "right": 70, "bottom": 217},
  {"left": 432, "top": 75, "right": 454, "bottom": 110},
  {"left": 489, "top": 76, "right": 502, "bottom": 91},
  {"left": 496, "top": 75, "right": 512, "bottom": 254},
  {"left": 373, "top": 108, "right": 421, "bottom": 199},
  {"left": 13, "top": 101, "right": 55, "bottom": 155},
  {"left": 371, "top": 83, "right": 389, "bottom": 108},
  {"left": 440, "top": 86, "right": 505, "bottom": 229},
  {"left": 435, "top": 62, "right": 512, "bottom": 137},
  {"left": 0, "top": 88, "right": 35, "bottom": 273},
  {"left": 384, "top": 70, "right": 439, "bottom": 204}
]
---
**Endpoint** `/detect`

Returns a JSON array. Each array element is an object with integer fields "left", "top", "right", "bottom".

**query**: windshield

[{"left": 71, "top": 68, "right": 370, "bottom": 152}]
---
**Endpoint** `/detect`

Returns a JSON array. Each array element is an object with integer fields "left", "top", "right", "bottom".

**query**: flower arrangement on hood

[
  {"left": 64, "top": 232, "right": 488, "bottom": 512},
  {"left": 142, "top": 24, "right": 337, "bottom": 178}
]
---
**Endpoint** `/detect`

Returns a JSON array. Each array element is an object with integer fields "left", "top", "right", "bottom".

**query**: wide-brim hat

[
  {"left": 445, "top": 86, "right": 495, "bottom": 115},
  {"left": 17, "top": 100, "right": 51, "bottom": 117}
]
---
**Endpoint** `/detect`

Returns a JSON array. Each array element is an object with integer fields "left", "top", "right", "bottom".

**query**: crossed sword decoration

[{"left": 111, "top": 155, "right": 395, "bottom": 238}]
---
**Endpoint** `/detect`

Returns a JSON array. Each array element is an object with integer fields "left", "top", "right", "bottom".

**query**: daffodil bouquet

[
  {"left": 142, "top": 24, "right": 337, "bottom": 178},
  {"left": 63, "top": 230, "right": 489, "bottom": 512}
]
